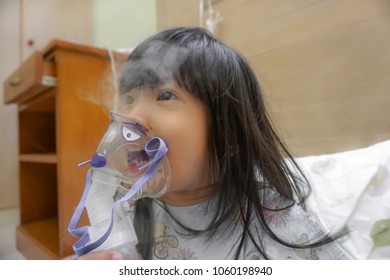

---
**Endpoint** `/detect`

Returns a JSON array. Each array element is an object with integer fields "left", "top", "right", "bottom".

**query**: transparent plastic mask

[{"left": 89, "top": 111, "right": 171, "bottom": 200}]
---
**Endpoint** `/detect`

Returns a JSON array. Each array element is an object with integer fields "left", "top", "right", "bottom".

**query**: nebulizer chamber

[
  {"left": 84, "top": 171, "right": 135, "bottom": 258},
  {"left": 69, "top": 112, "right": 170, "bottom": 258}
]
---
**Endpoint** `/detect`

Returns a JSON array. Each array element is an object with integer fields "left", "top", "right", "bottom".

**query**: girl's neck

[{"left": 160, "top": 183, "right": 218, "bottom": 206}]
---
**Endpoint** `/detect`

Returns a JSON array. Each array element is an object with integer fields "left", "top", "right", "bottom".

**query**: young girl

[{"left": 80, "top": 26, "right": 350, "bottom": 260}]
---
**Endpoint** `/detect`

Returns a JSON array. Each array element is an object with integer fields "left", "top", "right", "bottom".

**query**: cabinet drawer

[{"left": 4, "top": 52, "right": 56, "bottom": 104}]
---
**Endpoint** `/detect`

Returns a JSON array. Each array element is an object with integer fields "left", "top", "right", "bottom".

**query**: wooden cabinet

[{"left": 3, "top": 39, "right": 127, "bottom": 259}]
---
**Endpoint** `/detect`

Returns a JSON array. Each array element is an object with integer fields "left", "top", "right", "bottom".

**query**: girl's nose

[{"left": 125, "top": 99, "right": 152, "bottom": 129}]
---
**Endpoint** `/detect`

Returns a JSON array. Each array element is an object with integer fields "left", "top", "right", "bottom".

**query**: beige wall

[
  {"left": 0, "top": 0, "right": 21, "bottom": 209},
  {"left": 21, "top": 0, "right": 93, "bottom": 60},
  {"left": 157, "top": 0, "right": 390, "bottom": 156},
  {"left": 93, "top": 0, "right": 157, "bottom": 50}
]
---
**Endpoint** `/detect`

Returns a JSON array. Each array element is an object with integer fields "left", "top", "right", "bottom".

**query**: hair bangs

[{"left": 119, "top": 39, "right": 198, "bottom": 95}]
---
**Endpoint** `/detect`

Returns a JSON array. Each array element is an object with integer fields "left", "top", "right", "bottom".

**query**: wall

[
  {"left": 21, "top": 0, "right": 93, "bottom": 60},
  {"left": 0, "top": 0, "right": 21, "bottom": 209},
  {"left": 157, "top": 0, "right": 390, "bottom": 156},
  {"left": 93, "top": 0, "right": 157, "bottom": 50}
]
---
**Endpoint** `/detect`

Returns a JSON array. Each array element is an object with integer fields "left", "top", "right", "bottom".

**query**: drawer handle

[{"left": 9, "top": 77, "right": 23, "bottom": 87}]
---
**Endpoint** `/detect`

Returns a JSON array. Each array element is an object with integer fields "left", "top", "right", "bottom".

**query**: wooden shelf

[
  {"left": 16, "top": 218, "right": 60, "bottom": 260},
  {"left": 19, "top": 153, "right": 57, "bottom": 164},
  {"left": 4, "top": 39, "right": 121, "bottom": 259}
]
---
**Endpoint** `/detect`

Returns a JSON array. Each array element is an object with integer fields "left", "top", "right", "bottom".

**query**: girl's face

[{"left": 118, "top": 83, "right": 215, "bottom": 205}]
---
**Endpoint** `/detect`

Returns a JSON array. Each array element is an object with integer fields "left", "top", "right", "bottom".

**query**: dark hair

[{"left": 121, "top": 26, "right": 336, "bottom": 259}]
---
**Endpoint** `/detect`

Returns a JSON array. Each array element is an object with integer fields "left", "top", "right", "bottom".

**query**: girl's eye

[
  {"left": 120, "top": 94, "right": 134, "bottom": 105},
  {"left": 157, "top": 90, "right": 178, "bottom": 101}
]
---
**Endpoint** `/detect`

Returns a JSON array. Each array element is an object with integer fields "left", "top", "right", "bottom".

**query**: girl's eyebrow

[{"left": 122, "top": 122, "right": 147, "bottom": 136}]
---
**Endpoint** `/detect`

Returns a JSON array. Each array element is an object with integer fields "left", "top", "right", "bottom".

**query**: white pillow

[{"left": 296, "top": 140, "right": 390, "bottom": 259}]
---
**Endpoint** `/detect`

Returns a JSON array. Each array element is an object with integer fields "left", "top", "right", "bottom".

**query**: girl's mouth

[{"left": 127, "top": 150, "right": 150, "bottom": 175}]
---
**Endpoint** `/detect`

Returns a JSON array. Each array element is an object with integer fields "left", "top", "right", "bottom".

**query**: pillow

[{"left": 296, "top": 140, "right": 390, "bottom": 259}]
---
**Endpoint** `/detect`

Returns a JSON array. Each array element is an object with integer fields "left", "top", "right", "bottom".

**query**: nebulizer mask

[{"left": 68, "top": 112, "right": 170, "bottom": 258}]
